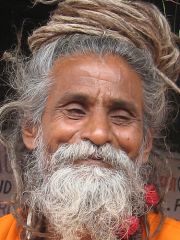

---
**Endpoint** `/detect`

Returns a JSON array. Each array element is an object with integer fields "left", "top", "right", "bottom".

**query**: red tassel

[
  {"left": 116, "top": 216, "right": 140, "bottom": 239},
  {"left": 116, "top": 185, "right": 159, "bottom": 239},
  {"left": 144, "top": 184, "right": 160, "bottom": 206}
]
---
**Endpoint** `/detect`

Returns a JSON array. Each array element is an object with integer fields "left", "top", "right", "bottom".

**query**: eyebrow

[
  {"left": 55, "top": 92, "right": 139, "bottom": 115},
  {"left": 109, "top": 99, "right": 138, "bottom": 115},
  {"left": 55, "top": 93, "right": 90, "bottom": 107}
]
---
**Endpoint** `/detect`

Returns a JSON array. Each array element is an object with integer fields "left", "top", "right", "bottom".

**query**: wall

[
  {"left": 160, "top": 155, "right": 180, "bottom": 220},
  {"left": 0, "top": 144, "right": 15, "bottom": 216}
]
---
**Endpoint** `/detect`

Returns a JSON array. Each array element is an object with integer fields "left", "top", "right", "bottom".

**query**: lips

[{"left": 74, "top": 157, "right": 113, "bottom": 169}]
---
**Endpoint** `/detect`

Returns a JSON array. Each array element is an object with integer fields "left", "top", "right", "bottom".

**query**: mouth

[{"left": 74, "top": 157, "right": 113, "bottom": 169}]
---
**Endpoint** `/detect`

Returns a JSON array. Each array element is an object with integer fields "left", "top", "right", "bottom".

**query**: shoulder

[
  {"left": 0, "top": 214, "right": 21, "bottom": 240},
  {"left": 148, "top": 212, "right": 180, "bottom": 240}
]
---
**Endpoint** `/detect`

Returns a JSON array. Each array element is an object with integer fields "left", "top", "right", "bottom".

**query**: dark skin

[{"left": 22, "top": 53, "right": 152, "bottom": 239}]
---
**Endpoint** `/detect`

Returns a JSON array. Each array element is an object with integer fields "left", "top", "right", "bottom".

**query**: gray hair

[
  {"left": 0, "top": 33, "right": 172, "bottom": 240},
  {"left": 0, "top": 34, "right": 169, "bottom": 193},
  {"left": 0, "top": 34, "right": 169, "bottom": 188},
  {"left": 2, "top": 34, "right": 168, "bottom": 134}
]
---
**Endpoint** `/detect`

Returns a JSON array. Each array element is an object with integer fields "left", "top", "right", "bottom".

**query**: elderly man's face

[
  {"left": 23, "top": 53, "right": 151, "bottom": 162},
  {"left": 22, "top": 53, "right": 152, "bottom": 239}
]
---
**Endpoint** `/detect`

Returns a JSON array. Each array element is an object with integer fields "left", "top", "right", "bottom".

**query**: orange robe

[
  {"left": 0, "top": 213, "right": 180, "bottom": 240},
  {"left": 146, "top": 213, "right": 180, "bottom": 240},
  {"left": 0, "top": 214, "right": 21, "bottom": 240}
]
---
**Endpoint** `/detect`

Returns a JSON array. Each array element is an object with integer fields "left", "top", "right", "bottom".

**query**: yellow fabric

[{"left": 0, "top": 213, "right": 180, "bottom": 240}]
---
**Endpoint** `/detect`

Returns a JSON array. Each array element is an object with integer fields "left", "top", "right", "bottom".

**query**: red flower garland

[
  {"left": 144, "top": 184, "right": 160, "bottom": 206},
  {"left": 116, "top": 184, "right": 160, "bottom": 239},
  {"left": 116, "top": 216, "right": 140, "bottom": 239}
]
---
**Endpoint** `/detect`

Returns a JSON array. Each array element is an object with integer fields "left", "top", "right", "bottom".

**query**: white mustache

[{"left": 48, "top": 140, "right": 136, "bottom": 171}]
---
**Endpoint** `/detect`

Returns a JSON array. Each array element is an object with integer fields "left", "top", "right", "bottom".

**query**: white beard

[{"left": 25, "top": 138, "right": 147, "bottom": 240}]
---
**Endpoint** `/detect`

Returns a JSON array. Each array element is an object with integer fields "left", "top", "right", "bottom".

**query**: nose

[{"left": 80, "top": 113, "right": 114, "bottom": 146}]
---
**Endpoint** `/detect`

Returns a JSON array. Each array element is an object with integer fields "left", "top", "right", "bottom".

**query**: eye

[
  {"left": 110, "top": 110, "right": 133, "bottom": 125},
  {"left": 65, "top": 104, "right": 86, "bottom": 120}
]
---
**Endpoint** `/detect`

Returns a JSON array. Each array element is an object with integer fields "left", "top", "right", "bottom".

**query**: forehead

[{"left": 49, "top": 53, "right": 143, "bottom": 109}]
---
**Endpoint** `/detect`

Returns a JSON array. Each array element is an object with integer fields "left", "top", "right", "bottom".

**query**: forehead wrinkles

[
  {"left": 51, "top": 53, "right": 142, "bottom": 92},
  {"left": 47, "top": 53, "right": 143, "bottom": 113},
  {"left": 51, "top": 53, "right": 131, "bottom": 80}
]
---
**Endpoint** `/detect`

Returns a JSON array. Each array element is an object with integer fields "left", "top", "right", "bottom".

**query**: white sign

[
  {"left": 160, "top": 156, "right": 180, "bottom": 220},
  {"left": 0, "top": 144, "right": 15, "bottom": 216}
]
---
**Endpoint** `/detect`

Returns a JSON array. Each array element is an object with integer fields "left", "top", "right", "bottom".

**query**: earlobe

[{"left": 22, "top": 126, "right": 38, "bottom": 150}]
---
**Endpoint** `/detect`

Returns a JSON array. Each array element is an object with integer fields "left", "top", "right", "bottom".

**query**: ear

[
  {"left": 22, "top": 125, "right": 38, "bottom": 150},
  {"left": 142, "top": 128, "right": 153, "bottom": 163}
]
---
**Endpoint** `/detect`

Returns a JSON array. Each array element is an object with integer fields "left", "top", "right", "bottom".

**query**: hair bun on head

[
  {"left": 29, "top": 0, "right": 180, "bottom": 93},
  {"left": 33, "top": 0, "right": 62, "bottom": 4}
]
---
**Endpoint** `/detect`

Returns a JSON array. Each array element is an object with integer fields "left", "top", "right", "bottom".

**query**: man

[{"left": 0, "top": 0, "right": 180, "bottom": 239}]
